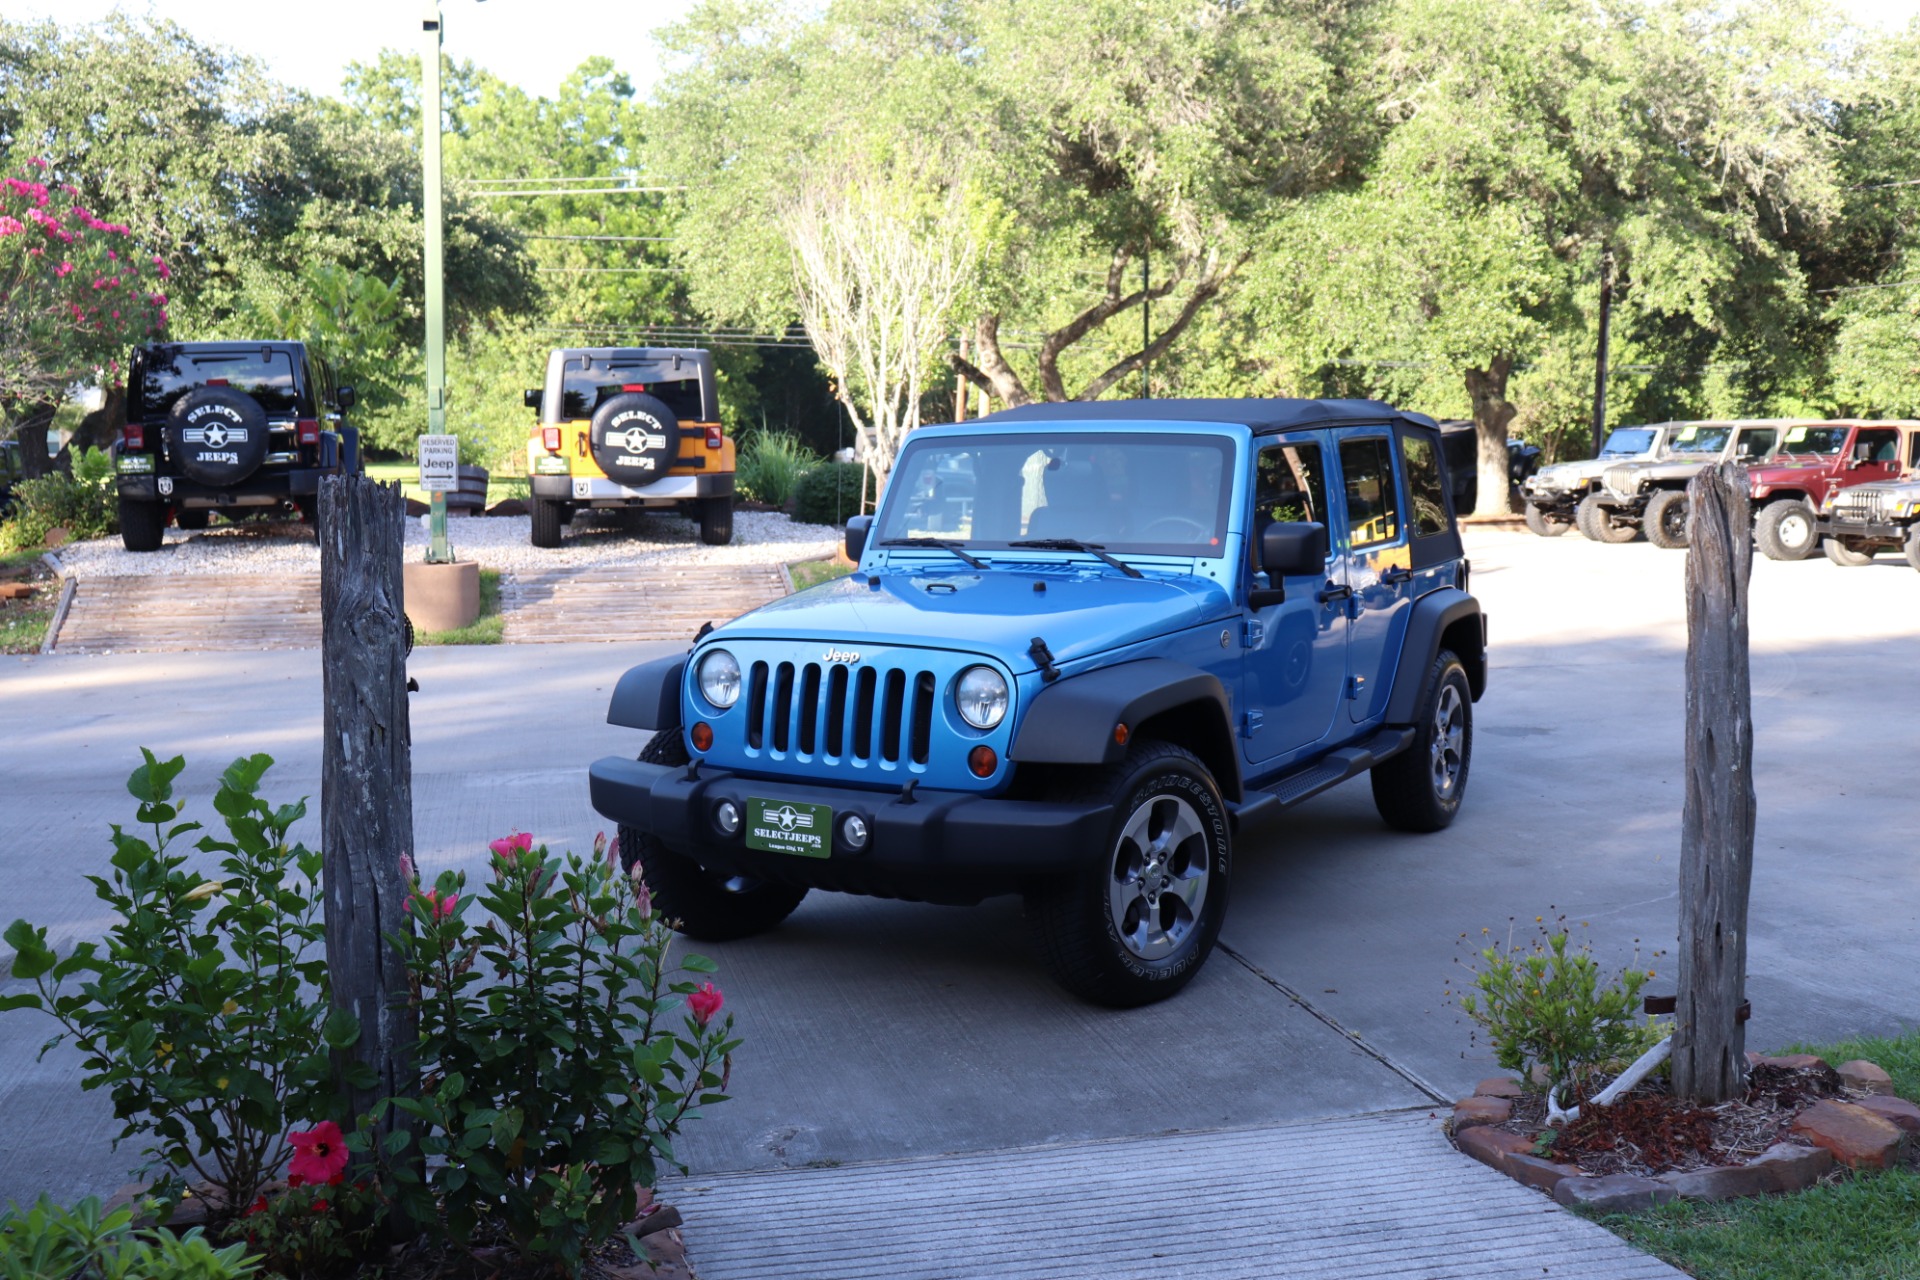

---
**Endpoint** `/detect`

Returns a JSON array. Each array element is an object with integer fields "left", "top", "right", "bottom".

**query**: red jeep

[{"left": 1747, "top": 421, "right": 1920, "bottom": 561}]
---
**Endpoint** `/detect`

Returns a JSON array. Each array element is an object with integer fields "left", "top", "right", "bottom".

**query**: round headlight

[
  {"left": 955, "top": 665, "right": 1009, "bottom": 730},
  {"left": 698, "top": 649, "right": 741, "bottom": 709}
]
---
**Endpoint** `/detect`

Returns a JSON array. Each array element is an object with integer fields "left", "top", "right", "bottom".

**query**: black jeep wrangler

[{"left": 114, "top": 342, "right": 359, "bottom": 552}]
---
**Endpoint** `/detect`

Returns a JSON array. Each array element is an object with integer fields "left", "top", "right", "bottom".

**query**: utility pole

[
  {"left": 1140, "top": 244, "right": 1150, "bottom": 400},
  {"left": 422, "top": 2, "right": 451, "bottom": 564},
  {"left": 1590, "top": 249, "right": 1613, "bottom": 458}
]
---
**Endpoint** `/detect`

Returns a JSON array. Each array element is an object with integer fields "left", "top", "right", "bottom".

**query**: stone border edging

[
  {"left": 1449, "top": 1055, "right": 1920, "bottom": 1212},
  {"left": 37, "top": 551, "right": 74, "bottom": 655}
]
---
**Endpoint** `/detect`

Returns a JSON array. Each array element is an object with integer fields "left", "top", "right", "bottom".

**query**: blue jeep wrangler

[{"left": 589, "top": 399, "right": 1486, "bottom": 1005}]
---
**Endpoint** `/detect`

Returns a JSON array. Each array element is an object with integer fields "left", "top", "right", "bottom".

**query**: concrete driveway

[{"left": 2, "top": 527, "right": 1915, "bottom": 1209}]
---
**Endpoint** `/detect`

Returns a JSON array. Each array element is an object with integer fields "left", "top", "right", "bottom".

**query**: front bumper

[
  {"left": 1817, "top": 517, "right": 1909, "bottom": 542},
  {"left": 589, "top": 755, "right": 1112, "bottom": 904},
  {"left": 532, "top": 473, "right": 735, "bottom": 503}
]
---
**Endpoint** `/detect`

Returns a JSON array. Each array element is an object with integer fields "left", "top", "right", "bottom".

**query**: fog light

[
  {"left": 841, "top": 813, "right": 869, "bottom": 851},
  {"left": 968, "top": 745, "right": 997, "bottom": 778},
  {"left": 690, "top": 722, "right": 713, "bottom": 751},
  {"left": 715, "top": 800, "right": 741, "bottom": 834}
]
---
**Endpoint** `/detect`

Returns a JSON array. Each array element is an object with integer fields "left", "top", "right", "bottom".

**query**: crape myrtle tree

[
  {"left": 1248, "top": 0, "right": 1851, "bottom": 516},
  {"left": 651, "top": 0, "right": 1373, "bottom": 417}
]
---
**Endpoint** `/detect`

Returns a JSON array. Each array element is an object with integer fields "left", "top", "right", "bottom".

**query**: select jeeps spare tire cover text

[
  {"left": 589, "top": 392, "right": 680, "bottom": 484},
  {"left": 166, "top": 387, "right": 271, "bottom": 486}
]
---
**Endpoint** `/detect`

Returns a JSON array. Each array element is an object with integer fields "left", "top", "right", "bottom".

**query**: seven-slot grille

[
  {"left": 1602, "top": 465, "right": 1643, "bottom": 498},
  {"left": 744, "top": 658, "right": 938, "bottom": 765},
  {"left": 1832, "top": 488, "right": 1893, "bottom": 523}
]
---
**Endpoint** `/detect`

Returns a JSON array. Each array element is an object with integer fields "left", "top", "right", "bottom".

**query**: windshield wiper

[
  {"left": 1008, "top": 538, "right": 1143, "bottom": 579},
  {"left": 879, "top": 537, "right": 986, "bottom": 570}
]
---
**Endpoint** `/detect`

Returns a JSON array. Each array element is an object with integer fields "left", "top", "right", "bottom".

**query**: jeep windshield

[
  {"left": 1778, "top": 425, "right": 1850, "bottom": 456},
  {"left": 1599, "top": 428, "right": 1657, "bottom": 457},
  {"left": 878, "top": 432, "right": 1234, "bottom": 559},
  {"left": 135, "top": 347, "right": 300, "bottom": 418},
  {"left": 1663, "top": 425, "right": 1734, "bottom": 455}
]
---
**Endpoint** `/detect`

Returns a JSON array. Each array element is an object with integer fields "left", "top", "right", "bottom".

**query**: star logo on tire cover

[
  {"left": 606, "top": 426, "right": 666, "bottom": 453},
  {"left": 184, "top": 424, "right": 247, "bottom": 448}
]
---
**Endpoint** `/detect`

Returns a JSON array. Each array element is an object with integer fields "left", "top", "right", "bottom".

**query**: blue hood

[{"left": 714, "top": 565, "right": 1235, "bottom": 674}]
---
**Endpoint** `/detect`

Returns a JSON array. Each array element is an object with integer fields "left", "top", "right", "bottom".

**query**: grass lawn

[
  {"left": 1600, "top": 1027, "right": 1920, "bottom": 1280},
  {"left": 364, "top": 462, "right": 531, "bottom": 509},
  {"left": 0, "top": 547, "right": 56, "bottom": 654},
  {"left": 413, "top": 569, "right": 503, "bottom": 645},
  {"left": 788, "top": 557, "right": 853, "bottom": 592}
]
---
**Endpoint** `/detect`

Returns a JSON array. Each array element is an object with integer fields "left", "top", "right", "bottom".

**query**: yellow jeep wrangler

[{"left": 524, "top": 346, "right": 735, "bottom": 547}]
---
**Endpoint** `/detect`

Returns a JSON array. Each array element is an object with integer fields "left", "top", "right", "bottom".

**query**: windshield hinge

[
  {"left": 1241, "top": 618, "right": 1264, "bottom": 648},
  {"left": 1241, "top": 710, "right": 1264, "bottom": 738}
]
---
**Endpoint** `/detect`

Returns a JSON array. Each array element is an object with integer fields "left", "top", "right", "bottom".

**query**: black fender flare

[
  {"left": 608, "top": 654, "right": 685, "bottom": 732},
  {"left": 1009, "top": 658, "right": 1241, "bottom": 801},
  {"left": 1384, "top": 588, "right": 1487, "bottom": 723}
]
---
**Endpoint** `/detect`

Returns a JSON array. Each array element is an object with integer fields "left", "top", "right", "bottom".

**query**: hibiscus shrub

[
  {"left": 387, "top": 833, "right": 737, "bottom": 1274},
  {"left": 0, "top": 751, "right": 362, "bottom": 1219}
]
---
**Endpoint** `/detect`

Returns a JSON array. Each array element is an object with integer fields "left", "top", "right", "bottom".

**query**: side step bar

[{"left": 1228, "top": 726, "right": 1417, "bottom": 834}]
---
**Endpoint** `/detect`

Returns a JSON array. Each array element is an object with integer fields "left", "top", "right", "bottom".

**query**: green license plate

[
  {"left": 117, "top": 454, "right": 154, "bottom": 474},
  {"left": 744, "top": 797, "right": 832, "bottom": 858}
]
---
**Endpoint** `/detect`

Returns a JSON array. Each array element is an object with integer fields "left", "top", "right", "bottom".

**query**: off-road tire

[
  {"left": 531, "top": 497, "right": 564, "bottom": 548},
  {"left": 118, "top": 495, "right": 166, "bottom": 552},
  {"left": 1576, "top": 494, "right": 1637, "bottom": 544},
  {"left": 1643, "top": 489, "right": 1690, "bottom": 550},
  {"left": 1905, "top": 526, "right": 1920, "bottom": 574},
  {"left": 618, "top": 729, "right": 808, "bottom": 941},
  {"left": 1824, "top": 536, "right": 1874, "bottom": 567},
  {"left": 589, "top": 392, "right": 681, "bottom": 482},
  {"left": 1370, "top": 650, "right": 1473, "bottom": 833},
  {"left": 1025, "top": 741, "right": 1231, "bottom": 1008},
  {"left": 1754, "top": 499, "right": 1819, "bottom": 562},
  {"left": 699, "top": 496, "right": 734, "bottom": 546},
  {"left": 175, "top": 509, "right": 210, "bottom": 531},
  {"left": 166, "top": 386, "right": 270, "bottom": 486},
  {"left": 1523, "top": 503, "right": 1570, "bottom": 538}
]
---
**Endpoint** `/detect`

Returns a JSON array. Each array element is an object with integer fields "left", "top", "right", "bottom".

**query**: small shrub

[
  {"left": 387, "top": 832, "right": 738, "bottom": 1274},
  {"left": 0, "top": 1195, "right": 259, "bottom": 1279},
  {"left": 1455, "top": 918, "right": 1663, "bottom": 1102},
  {"left": 792, "top": 461, "right": 867, "bottom": 527},
  {"left": 736, "top": 430, "right": 818, "bottom": 507},
  {"left": 0, "top": 446, "right": 116, "bottom": 551},
  {"left": 1, "top": 752, "right": 360, "bottom": 1219}
]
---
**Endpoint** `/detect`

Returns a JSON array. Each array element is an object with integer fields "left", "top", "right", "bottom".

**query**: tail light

[
  {"left": 705, "top": 424, "right": 724, "bottom": 449},
  {"left": 122, "top": 423, "right": 145, "bottom": 450},
  {"left": 542, "top": 427, "right": 562, "bottom": 453},
  {"left": 296, "top": 419, "right": 320, "bottom": 445},
  {"left": 622, "top": 383, "right": 647, "bottom": 393}
]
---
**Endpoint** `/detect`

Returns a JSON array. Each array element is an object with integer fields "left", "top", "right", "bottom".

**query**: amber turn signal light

[
  {"left": 967, "top": 745, "right": 997, "bottom": 778},
  {"left": 690, "top": 722, "right": 714, "bottom": 752},
  {"left": 1113, "top": 723, "right": 1129, "bottom": 746}
]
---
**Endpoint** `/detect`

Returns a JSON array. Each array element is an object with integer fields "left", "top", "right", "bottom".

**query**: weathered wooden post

[
  {"left": 319, "top": 474, "right": 418, "bottom": 1154},
  {"left": 1673, "top": 462, "right": 1756, "bottom": 1103}
]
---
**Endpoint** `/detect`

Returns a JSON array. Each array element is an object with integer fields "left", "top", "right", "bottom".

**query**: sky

[{"left": 5, "top": 0, "right": 1919, "bottom": 102}]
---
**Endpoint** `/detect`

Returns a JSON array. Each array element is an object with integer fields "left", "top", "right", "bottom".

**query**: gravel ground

[{"left": 52, "top": 509, "right": 842, "bottom": 579}]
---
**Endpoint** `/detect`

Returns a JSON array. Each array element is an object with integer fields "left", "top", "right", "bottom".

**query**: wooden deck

[{"left": 499, "top": 563, "right": 789, "bottom": 644}]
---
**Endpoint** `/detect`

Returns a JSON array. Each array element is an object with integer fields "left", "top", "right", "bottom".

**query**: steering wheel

[{"left": 1139, "top": 515, "right": 1210, "bottom": 541}]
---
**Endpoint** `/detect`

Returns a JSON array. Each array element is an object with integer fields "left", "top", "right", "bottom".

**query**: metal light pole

[{"left": 422, "top": 1, "right": 453, "bottom": 563}]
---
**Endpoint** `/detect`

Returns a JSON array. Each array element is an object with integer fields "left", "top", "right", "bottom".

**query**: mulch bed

[{"left": 1490, "top": 1062, "right": 1849, "bottom": 1179}]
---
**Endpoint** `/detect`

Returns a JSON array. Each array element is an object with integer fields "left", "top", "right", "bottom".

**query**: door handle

[
  {"left": 1317, "top": 582, "right": 1352, "bottom": 605},
  {"left": 1382, "top": 567, "right": 1413, "bottom": 586}
]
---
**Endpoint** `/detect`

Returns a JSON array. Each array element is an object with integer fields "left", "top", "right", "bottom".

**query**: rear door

[{"left": 1335, "top": 432, "right": 1415, "bottom": 724}]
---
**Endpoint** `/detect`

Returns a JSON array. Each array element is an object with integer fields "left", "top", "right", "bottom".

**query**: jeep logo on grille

[{"left": 822, "top": 647, "right": 861, "bottom": 664}]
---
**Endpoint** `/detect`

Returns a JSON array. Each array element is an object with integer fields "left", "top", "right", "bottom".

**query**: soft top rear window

[
  {"left": 135, "top": 348, "right": 302, "bottom": 418},
  {"left": 558, "top": 355, "right": 707, "bottom": 422}
]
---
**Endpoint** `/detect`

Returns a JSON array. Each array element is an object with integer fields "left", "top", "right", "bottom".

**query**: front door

[
  {"left": 1242, "top": 434, "right": 1349, "bottom": 766},
  {"left": 1336, "top": 433, "right": 1414, "bottom": 723}
]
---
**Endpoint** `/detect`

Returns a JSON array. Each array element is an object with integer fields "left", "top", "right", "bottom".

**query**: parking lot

[{"left": 2, "top": 526, "right": 1916, "bottom": 1208}]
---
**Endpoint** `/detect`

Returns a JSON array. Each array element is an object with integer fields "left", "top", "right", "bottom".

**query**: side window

[
  {"left": 1338, "top": 436, "right": 1401, "bottom": 548},
  {"left": 1857, "top": 429, "right": 1898, "bottom": 463},
  {"left": 1400, "top": 434, "right": 1449, "bottom": 538},
  {"left": 1254, "top": 441, "right": 1327, "bottom": 526},
  {"left": 1738, "top": 428, "right": 1778, "bottom": 459}
]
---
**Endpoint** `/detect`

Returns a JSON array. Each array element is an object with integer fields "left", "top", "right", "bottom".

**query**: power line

[
  {"left": 535, "top": 267, "right": 687, "bottom": 274},
  {"left": 525, "top": 234, "right": 678, "bottom": 243},
  {"left": 1816, "top": 276, "right": 1920, "bottom": 295},
  {"left": 470, "top": 186, "right": 686, "bottom": 197}
]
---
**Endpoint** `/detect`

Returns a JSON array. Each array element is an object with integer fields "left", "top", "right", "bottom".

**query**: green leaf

[
  {"left": 5, "top": 922, "right": 53, "bottom": 981},
  {"left": 680, "top": 953, "right": 719, "bottom": 974},
  {"left": 492, "top": 1106, "right": 523, "bottom": 1149},
  {"left": 323, "top": 1005, "right": 361, "bottom": 1050},
  {"left": 384, "top": 1128, "right": 413, "bottom": 1155},
  {"left": 0, "top": 993, "right": 42, "bottom": 1013}
]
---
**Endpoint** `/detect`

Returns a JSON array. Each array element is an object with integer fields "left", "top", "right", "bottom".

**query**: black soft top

[{"left": 978, "top": 397, "right": 1436, "bottom": 435}]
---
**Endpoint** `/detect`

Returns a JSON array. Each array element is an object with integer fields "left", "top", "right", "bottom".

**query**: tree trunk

[
  {"left": 9, "top": 403, "right": 59, "bottom": 480},
  {"left": 1672, "top": 463, "right": 1756, "bottom": 1104},
  {"left": 65, "top": 386, "right": 126, "bottom": 462},
  {"left": 1463, "top": 358, "right": 1518, "bottom": 518},
  {"left": 319, "top": 475, "right": 419, "bottom": 1179}
]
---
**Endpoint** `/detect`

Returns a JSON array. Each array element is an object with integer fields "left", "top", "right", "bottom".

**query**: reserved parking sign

[{"left": 418, "top": 435, "right": 458, "bottom": 493}]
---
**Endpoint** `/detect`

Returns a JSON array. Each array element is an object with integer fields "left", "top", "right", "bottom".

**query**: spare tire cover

[
  {"left": 590, "top": 392, "right": 680, "bottom": 484},
  {"left": 167, "top": 387, "right": 270, "bottom": 486}
]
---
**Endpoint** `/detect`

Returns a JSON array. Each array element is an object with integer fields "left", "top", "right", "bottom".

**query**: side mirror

[
  {"left": 524, "top": 388, "right": 543, "bottom": 411},
  {"left": 1250, "top": 522, "right": 1328, "bottom": 608},
  {"left": 845, "top": 514, "right": 872, "bottom": 563},
  {"left": 336, "top": 385, "right": 357, "bottom": 410}
]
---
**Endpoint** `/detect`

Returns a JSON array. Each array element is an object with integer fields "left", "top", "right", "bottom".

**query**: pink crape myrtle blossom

[{"left": 687, "top": 982, "right": 724, "bottom": 1028}]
